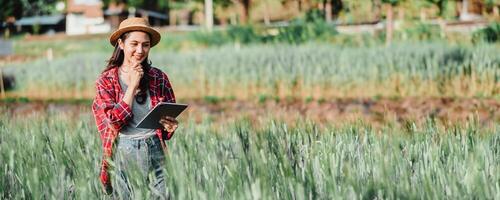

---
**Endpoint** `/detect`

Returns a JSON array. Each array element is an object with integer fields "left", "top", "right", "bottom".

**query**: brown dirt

[
  {"left": 2, "top": 97, "right": 498, "bottom": 128},
  {"left": 0, "top": 54, "right": 37, "bottom": 65},
  {"left": 22, "top": 32, "right": 108, "bottom": 42}
]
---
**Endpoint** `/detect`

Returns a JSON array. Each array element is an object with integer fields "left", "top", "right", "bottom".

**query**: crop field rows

[
  {"left": 3, "top": 42, "right": 499, "bottom": 100},
  {"left": 0, "top": 112, "right": 499, "bottom": 199},
  {"left": 1, "top": 41, "right": 499, "bottom": 199}
]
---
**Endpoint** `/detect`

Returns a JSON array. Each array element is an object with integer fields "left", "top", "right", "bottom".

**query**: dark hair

[{"left": 104, "top": 32, "right": 152, "bottom": 104}]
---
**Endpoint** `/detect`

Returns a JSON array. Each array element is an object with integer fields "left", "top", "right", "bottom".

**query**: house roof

[
  {"left": 137, "top": 9, "right": 168, "bottom": 20},
  {"left": 15, "top": 15, "right": 65, "bottom": 26}
]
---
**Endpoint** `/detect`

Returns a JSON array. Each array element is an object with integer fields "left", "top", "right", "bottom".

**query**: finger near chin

[{"left": 165, "top": 117, "right": 176, "bottom": 122}]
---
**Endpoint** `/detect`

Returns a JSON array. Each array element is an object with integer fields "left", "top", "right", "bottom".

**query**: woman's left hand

[{"left": 159, "top": 116, "right": 178, "bottom": 133}]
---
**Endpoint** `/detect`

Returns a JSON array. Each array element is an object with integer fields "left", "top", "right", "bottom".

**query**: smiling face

[{"left": 118, "top": 31, "right": 151, "bottom": 66}]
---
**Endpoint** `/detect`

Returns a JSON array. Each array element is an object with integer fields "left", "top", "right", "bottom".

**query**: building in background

[
  {"left": 66, "top": 0, "right": 110, "bottom": 35},
  {"left": 104, "top": 2, "right": 168, "bottom": 30},
  {"left": 14, "top": 15, "right": 65, "bottom": 35}
]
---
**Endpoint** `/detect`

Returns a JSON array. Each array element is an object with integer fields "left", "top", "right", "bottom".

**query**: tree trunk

[
  {"left": 398, "top": 6, "right": 404, "bottom": 21},
  {"left": 205, "top": 0, "right": 214, "bottom": 31},
  {"left": 372, "top": 0, "right": 382, "bottom": 21},
  {"left": 169, "top": 10, "right": 177, "bottom": 26},
  {"left": 240, "top": 0, "right": 251, "bottom": 24},
  {"left": 420, "top": 9, "right": 427, "bottom": 21},
  {"left": 386, "top": 4, "right": 394, "bottom": 46},
  {"left": 264, "top": 0, "right": 270, "bottom": 25},
  {"left": 331, "top": 0, "right": 343, "bottom": 20},
  {"left": 438, "top": 17, "right": 446, "bottom": 38},
  {"left": 460, "top": 0, "right": 469, "bottom": 20},
  {"left": 165, "top": 4, "right": 171, "bottom": 26},
  {"left": 325, "top": 0, "right": 332, "bottom": 22}
]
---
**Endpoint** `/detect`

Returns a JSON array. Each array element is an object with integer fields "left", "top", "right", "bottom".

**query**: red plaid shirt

[{"left": 91, "top": 66, "right": 175, "bottom": 189}]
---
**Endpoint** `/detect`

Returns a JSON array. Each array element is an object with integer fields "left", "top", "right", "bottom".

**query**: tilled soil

[{"left": 2, "top": 97, "right": 499, "bottom": 127}]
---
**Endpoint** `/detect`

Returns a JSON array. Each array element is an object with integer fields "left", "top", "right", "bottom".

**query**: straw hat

[{"left": 109, "top": 17, "right": 161, "bottom": 47}]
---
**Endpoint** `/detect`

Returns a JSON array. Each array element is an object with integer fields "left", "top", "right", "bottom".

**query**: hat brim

[{"left": 109, "top": 25, "right": 161, "bottom": 47}]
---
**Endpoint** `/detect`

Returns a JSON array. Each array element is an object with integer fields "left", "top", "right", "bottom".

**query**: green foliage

[
  {"left": 0, "top": 0, "right": 22, "bottom": 21},
  {"left": 190, "top": 21, "right": 337, "bottom": 46},
  {"left": 0, "top": 113, "right": 499, "bottom": 198},
  {"left": 190, "top": 30, "right": 229, "bottom": 46},
  {"left": 188, "top": 9, "right": 337, "bottom": 45},
  {"left": 381, "top": 0, "right": 404, "bottom": 6},
  {"left": 484, "top": 0, "right": 500, "bottom": 7},
  {"left": 423, "top": 0, "right": 448, "bottom": 16},
  {"left": 102, "top": 0, "right": 169, "bottom": 11},
  {"left": 272, "top": 11, "right": 337, "bottom": 44},
  {"left": 7, "top": 42, "right": 500, "bottom": 99},
  {"left": 473, "top": 22, "right": 500, "bottom": 43},
  {"left": 203, "top": 95, "right": 221, "bottom": 104},
  {"left": 20, "top": 0, "right": 59, "bottom": 16},
  {"left": 0, "top": 0, "right": 59, "bottom": 21},
  {"left": 31, "top": 23, "right": 41, "bottom": 35},
  {"left": 401, "top": 22, "right": 441, "bottom": 40},
  {"left": 226, "top": 25, "right": 261, "bottom": 44}
]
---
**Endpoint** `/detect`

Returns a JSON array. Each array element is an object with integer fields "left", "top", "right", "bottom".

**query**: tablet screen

[{"left": 135, "top": 102, "right": 188, "bottom": 129}]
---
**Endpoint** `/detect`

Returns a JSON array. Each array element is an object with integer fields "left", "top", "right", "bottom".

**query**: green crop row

[
  {"left": 0, "top": 111, "right": 498, "bottom": 199},
  {"left": 4, "top": 42, "right": 499, "bottom": 100}
]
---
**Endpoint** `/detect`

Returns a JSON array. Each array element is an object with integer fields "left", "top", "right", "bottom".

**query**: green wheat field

[
  {"left": 1, "top": 34, "right": 499, "bottom": 199},
  {"left": 0, "top": 111, "right": 499, "bottom": 199}
]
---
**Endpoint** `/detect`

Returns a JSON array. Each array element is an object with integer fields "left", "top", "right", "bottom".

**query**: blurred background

[
  {"left": 1, "top": 1, "right": 500, "bottom": 198},
  {"left": 0, "top": 0, "right": 498, "bottom": 125}
]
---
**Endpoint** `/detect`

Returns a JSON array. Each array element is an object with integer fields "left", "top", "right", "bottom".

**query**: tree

[
  {"left": 103, "top": 0, "right": 169, "bottom": 11},
  {"left": 0, "top": 0, "right": 59, "bottom": 22},
  {"left": 484, "top": 0, "right": 499, "bottom": 17},
  {"left": 423, "top": 0, "right": 448, "bottom": 37},
  {"left": 234, "top": 0, "right": 252, "bottom": 24},
  {"left": 103, "top": 0, "right": 170, "bottom": 25},
  {"left": 331, "top": 0, "right": 343, "bottom": 20},
  {"left": 381, "top": 0, "right": 405, "bottom": 45},
  {"left": 323, "top": 0, "right": 343, "bottom": 22},
  {"left": 20, "top": 0, "right": 59, "bottom": 16},
  {"left": 373, "top": 0, "right": 382, "bottom": 21},
  {"left": 425, "top": 0, "right": 448, "bottom": 17},
  {"left": 205, "top": 0, "right": 214, "bottom": 30},
  {"left": 102, "top": 0, "right": 170, "bottom": 16},
  {"left": 311, "top": 0, "right": 343, "bottom": 22},
  {"left": 0, "top": 0, "right": 23, "bottom": 22}
]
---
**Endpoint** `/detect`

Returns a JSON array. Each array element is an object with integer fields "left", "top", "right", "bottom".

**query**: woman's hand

[
  {"left": 159, "top": 116, "right": 178, "bottom": 133},
  {"left": 121, "top": 62, "right": 144, "bottom": 106},
  {"left": 129, "top": 61, "right": 144, "bottom": 90}
]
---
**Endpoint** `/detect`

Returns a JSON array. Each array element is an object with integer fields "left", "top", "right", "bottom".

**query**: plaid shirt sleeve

[{"left": 91, "top": 75, "right": 133, "bottom": 188}]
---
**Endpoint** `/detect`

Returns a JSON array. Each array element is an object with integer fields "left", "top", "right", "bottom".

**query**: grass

[
  {"left": 3, "top": 42, "right": 499, "bottom": 100},
  {"left": 0, "top": 110, "right": 498, "bottom": 199},
  {"left": 8, "top": 32, "right": 203, "bottom": 60}
]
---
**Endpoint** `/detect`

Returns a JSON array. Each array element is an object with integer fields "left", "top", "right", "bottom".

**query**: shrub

[
  {"left": 226, "top": 25, "right": 261, "bottom": 44},
  {"left": 473, "top": 22, "right": 500, "bottom": 43}
]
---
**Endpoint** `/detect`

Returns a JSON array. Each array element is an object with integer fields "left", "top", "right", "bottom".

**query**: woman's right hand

[
  {"left": 121, "top": 62, "right": 144, "bottom": 107},
  {"left": 129, "top": 61, "right": 144, "bottom": 90}
]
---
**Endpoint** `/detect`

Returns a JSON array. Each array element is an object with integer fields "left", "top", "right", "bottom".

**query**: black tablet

[{"left": 135, "top": 102, "right": 188, "bottom": 129}]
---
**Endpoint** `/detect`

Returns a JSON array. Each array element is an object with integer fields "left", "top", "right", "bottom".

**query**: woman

[{"left": 92, "top": 17, "right": 178, "bottom": 199}]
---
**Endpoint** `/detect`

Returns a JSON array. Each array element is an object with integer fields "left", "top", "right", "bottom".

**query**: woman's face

[{"left": 118, "top": 31, "right": 151, "bottom": 65}]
